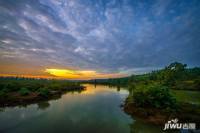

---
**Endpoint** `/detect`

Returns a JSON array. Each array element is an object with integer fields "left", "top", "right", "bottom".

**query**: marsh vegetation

[{"left": 0, "top": 79, "right": 84, "bottom": 106}]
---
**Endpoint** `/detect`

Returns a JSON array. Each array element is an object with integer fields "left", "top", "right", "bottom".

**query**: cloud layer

[{"left": 0, "top": 0, "right": 200, "bottom": 78}]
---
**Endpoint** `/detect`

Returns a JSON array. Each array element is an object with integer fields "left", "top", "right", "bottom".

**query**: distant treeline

[
  {"left": 85, "top": 62, "right": 200, "bottom": 91},
  {"left": 84, "top": 77, "right": 129, "bottom": 86}
]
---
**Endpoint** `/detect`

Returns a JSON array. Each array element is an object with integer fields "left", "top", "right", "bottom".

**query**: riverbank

[
  {"left": 0, "top": 78, "right": 86, "bottom": 107},
  {"left": 0, "top": 85, "right": 85, "bottom": 107},
  {"left": 123, "top": 97, "right": 200, "bottom": 126}
]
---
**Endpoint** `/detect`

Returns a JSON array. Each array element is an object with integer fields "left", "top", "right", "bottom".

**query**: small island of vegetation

[{"left": 0, "top": 78, "right": 85, "bottom": 107}]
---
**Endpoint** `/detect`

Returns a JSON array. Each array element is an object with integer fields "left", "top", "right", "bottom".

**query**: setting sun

[{"left": 45, "top": 69, "right": 125, "bottom": 79}]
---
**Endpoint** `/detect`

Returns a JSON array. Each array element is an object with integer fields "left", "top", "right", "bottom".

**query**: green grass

[
  {"left": 171, "top": 90, "right": 200, "bottom": 105},
  {"left": 19, "top": 88, "right": 31, "bottom": 96}
]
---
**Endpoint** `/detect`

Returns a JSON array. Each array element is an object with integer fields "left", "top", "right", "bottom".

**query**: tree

[{"left": 163, "top": 62, "right": 187, "bottom": 86}]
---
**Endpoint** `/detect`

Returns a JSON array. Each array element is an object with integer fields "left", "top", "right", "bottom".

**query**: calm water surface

[{"left": 0, "top": 84, "right": 162, "bottom": 133}]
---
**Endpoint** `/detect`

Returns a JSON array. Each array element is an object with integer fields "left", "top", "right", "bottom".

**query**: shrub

[
  {"left": 38, "top": 88, "right": 49, "bottom": 97},
  {"left": 194, "top": 79, "right": 200, "bottom": 90},
  {"left": 0, "top": 90, "right": 7, "bottom": 98},
  {"left": 19, "top": 88, "right": 31, "bottom": 96},
  {"left": 46, "top": 83, "right": 61, "bottom": 90},
  {"left": 132, "top": 84, "right": 177, "bottom": 109}
]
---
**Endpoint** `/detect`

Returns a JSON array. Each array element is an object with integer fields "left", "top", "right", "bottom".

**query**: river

[{"left": 0, "top": 84, "right": 163, "bottom": 133}]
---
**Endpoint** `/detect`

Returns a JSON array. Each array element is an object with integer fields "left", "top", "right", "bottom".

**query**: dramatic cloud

[{"left": 0, "top": 0, "right": 199, "bottom": 78}]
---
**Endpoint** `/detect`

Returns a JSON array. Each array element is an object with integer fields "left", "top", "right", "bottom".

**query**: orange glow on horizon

[
  {"left": 0, "top": 69, "right": 127, "bottom": 80},
  {"left": 45, "top": 68, "right": 126, "bottom": 79}
]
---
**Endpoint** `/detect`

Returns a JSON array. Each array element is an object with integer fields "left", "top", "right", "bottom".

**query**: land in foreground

[{"left": 0, "top": 79, "right": 85, "bottom": 107}]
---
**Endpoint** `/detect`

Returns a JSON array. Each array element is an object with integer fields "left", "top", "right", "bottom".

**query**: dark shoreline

[
  {"left": 123, "top": 98, "right": 200, "bottom": 127},
  {"left": 0, "top": 86, "right": 86, "bottom": 107}
]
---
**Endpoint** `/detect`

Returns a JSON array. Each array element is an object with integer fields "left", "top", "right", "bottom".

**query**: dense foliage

[
  {"left": 0, "top": 78, "right": 81, "bottom": 98},
  {"left": 129, "top": 84, "right": 177, "bottom": 109},
  {"left": 19, "top": 88, "right": 31, "bottom": 96},
  {"left": 149, "top": 62, "right": 200, "bottom": 89},
  {"left": 38, "top": 88, "right": 50, "bottom": 97}
]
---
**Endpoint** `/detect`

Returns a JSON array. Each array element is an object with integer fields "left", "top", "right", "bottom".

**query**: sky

[{"left": 0, "top": 0, "right": 200, "bottom": 79}]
